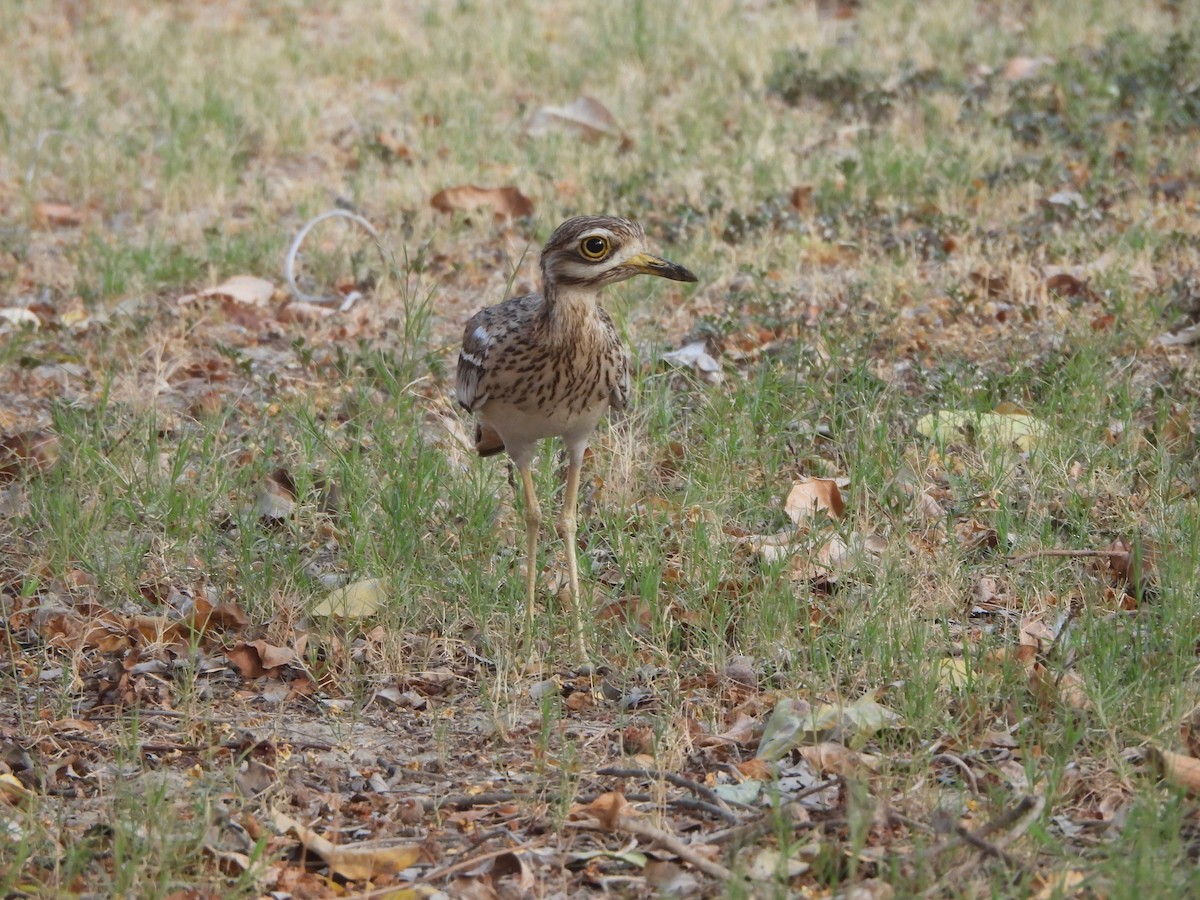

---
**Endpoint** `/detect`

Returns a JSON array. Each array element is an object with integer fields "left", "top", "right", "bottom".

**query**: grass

[{"left": 3, "top": 0, "right": 1200, "bottom": 896}]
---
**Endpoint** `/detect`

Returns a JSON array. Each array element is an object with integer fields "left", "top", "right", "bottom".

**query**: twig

[
  {"left": 1006, "top": 549, "right": 1128, "bottom": 564},
  {"left": 577, "top": 791, "right": 739, "bottom": 824},
  {"left": 420, "top": 839, "right": 538, "bottom": 883},
  {"left": 922, "top": 794, "right": 1038, "bottom": 864},
  {"left": 920, "top": 795, "right": 1043, "bottom": 897},
  {"left": 567, "top": 816, "right": 739, "bottom": 883},
  {"left": 953, "top": 823, "right": 1018, "bottom": 867},
  {"left": 596, "top": 766, "right": 749, "bottom": 810},
  {"left": 707, "top": 811, "right": 847, "bottom": 848},
  {"left": 930, "top": 753, "right": 980, "bottom": 796},
  {"left": 422, "top": 790, "right": 516, "bottom": 812}
]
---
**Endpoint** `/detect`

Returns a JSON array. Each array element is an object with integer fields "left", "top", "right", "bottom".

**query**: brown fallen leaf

[
  {"left": 271, "top": 809, "right": 423, "bottom": 881},
  {"left": 227, "top": 640, "right": 295, "bottom": 678},
  {"left": 178, "top": 275, "right": 276, "bottom": 306},
  {"left": 798, "top": 741, "right": 879, "bottom": 775},
  {"left": 32, "top": 201, "right": 84, "bottom": 229},
  {"left": 1148, "top": 746, "right": 1200, "bottom": 793},
  {"left": 0, "top": 430, "right": 60, "bottom": 482},
  {"left": 430, "top": 185, "right": 533, "bottom": 220},
  {"left": 578, "top": 791, "right": 638, "bottom": 830},
  {"left": 783, "top": 477, "right": 845, "bottom": 525},
  {"left": 249, "top": 639, "right": 296, "bottom": 670},
  {"left": 1002, "top": 56, "right": 1055, "bottom": 81},
  {"left": 1045, "top": 271, "right": 1098, "bottom": 301},
  {"left": 525, "top": 96, "right": 629, "bottom": 147}
]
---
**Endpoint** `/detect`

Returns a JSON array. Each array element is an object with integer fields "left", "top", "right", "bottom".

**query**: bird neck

[{"left": 542, "top": 280, "right": 603, "bottom": 338}]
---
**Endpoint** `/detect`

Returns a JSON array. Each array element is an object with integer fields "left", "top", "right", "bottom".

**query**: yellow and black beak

[{"left": 628, "top": 252, "right": 698, "bottom": 283}]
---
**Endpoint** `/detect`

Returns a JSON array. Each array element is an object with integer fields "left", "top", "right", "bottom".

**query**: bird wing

[
  {"left": 455, "top": 310, "right": 493, "bottom": 412},
  {"left": 597, "top": 308, "right": 631, "bottom": 412},
  {"left": 610, "top": 347, "right": 631, "bottom": 412},
  {"left": 456, "top": 294, "right": 544, "bottom": 413}
]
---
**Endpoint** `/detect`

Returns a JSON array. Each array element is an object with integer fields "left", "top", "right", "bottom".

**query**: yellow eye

[{"left": 580, "top": 235, "right": 609, "bottom": 260}]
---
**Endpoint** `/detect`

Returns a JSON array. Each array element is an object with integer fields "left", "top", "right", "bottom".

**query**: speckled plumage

[{"left": 456, "top": 215, "right": 697, "bottom": 659}]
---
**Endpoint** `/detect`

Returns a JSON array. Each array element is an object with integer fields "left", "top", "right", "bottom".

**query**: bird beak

[{"left": 628, "top": 252, "right": 698, "bottom": 283}]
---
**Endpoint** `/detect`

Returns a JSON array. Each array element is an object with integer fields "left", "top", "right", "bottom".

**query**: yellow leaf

[
  {"left": 311, "top": 578, "right": 387, "bottom": 618},
  {"left": 917, "top": 409, "right": 1048, "bottom": 453},
  {"left": 272, "top": 809, "right": 422, "bottom": 881}
]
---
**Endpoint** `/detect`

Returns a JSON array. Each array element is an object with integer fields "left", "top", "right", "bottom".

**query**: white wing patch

[{"left": 472, "top": 325, "right": 490, "bottom": 346}]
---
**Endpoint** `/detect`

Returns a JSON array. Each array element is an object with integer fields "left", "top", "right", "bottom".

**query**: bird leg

[
  {"left": 559, "top": 454, "right": 587, "bottom": 660},
  {"left": 517, "top": 462, "right": 541, "bottom": 640}
]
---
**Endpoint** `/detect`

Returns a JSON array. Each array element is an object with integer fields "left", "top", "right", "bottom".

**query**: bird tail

[{"left": 474, "top": 423, "right": 505, "bottom": 457}]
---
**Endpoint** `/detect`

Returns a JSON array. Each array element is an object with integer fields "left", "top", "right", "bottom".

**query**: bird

[{"left": 455, "top": 215, "right": 697, "bottom": 659}]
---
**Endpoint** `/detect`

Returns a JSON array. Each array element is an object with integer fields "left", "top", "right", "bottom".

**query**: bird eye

[{"left": 580, "top": 236, "right": 609, "bottom": 260}]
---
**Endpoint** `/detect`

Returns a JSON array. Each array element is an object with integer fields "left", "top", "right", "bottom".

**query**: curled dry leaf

[
  {"left": 1002, "top": 56, "right": 1055, "bottom": 81},
  {"left": 1104, "top": 537, "right": 1157, "bottom": 597},
  {"left": 1147, "top": 746, "right": 1200, "bottom": 794},
  {"left": 430, "top": 185, "right": 534, "bottom": 220},
  {"left": 1045, "top": 271, "right": 1099, "bottom": 301},
  {"left": 227, "top": 639, "right": 297, "bottom": 679},
  {"left": 798, "top": 741, "right": 879, "bottom": 776},
  {"left": 0, "top": 308, "right": 41, "bottom": 331},
  {"left": 525, "top": 96, "right": 629, "bottom": 147},
  {"left": 783, "top": 477, "right": 845, "bottom": 525},
  {"left": 255, "top": 468, "right": 298, "bottom": 522},
  {"left": 579, "top": 791, "right": 637, "bottom": 830},
  {"left": 32, "top": 201, "right": 84, "bottom": 229},
  {"left": 178, "top": 275, "right": 276, "bottom": 306},
  {"left": 0, "top": 430, "right": 60, "bottom": 482},
  {"left": 662, "top": 341, "right": 723, "bottom": 384},
  {"left": 271, "top": 809, "right": 422, "bottom": 881}
]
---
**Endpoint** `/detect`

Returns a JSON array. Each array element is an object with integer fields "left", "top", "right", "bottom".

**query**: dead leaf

[
  {"left": 917, "top": 409, "right": 1047, "bottom": 454},
  {"left": 1031, "top": 869, "right": 1086, "bottom": 900},
  {"left": 178, "top": 275, "right": 276, "bottom": 306},
  {"left": 0, "top": 308, "right": 41, "bottom": 331},
  {"left": 789, "top": 185, "right": 814, "bottom": 212},
  {"left": 249, "top": 639, "right": 295, "bottom": 670},
  {"left": 1044, "top": 272, "right": 1088, "bottom": 299},
  {"left": 271, "top": 809, "right": 422, "bottom": 881},
  {"left": 579, "top": 791, "right": 637, "bottom": 830},
  {"left": 644, "top": 859, "right": 700, "bottom": 895},
  {"left": 32, "top": 201, "right": 84, "bottom": 229},
  {"left": 1002, "top": 56, "right": 1055, "bottom": 81},
  {"left": 783, "top": 478, "right": 845, "bottom": 525},
  {"left": 0, "top": 430, "right": 60, "bottom": 482},
  {"left": 1148, "top": 746, "right": 1200, "bottom": 793},
  {"left": 0, "top": 772, "right": 34, "bottom": 802},
  {"left": 525, "top": 96, "right": 628, "bottom": 146},
  {"left": 227, "top": 640, "right": 297, "bottom": 679},
  {"left": 311, "top": 577, "right": 387, "bottom": 618},
  {"left": 662, "top": 341, "right": 723, "bottom": 384},
  {"left": 430, "top": 185, "right": 533, "bottom": 220},
  {"left": 255, "top": 468, "right": 297, "bottom": 522},
  {"left": 798, "top": 741, "right": 879, "bottom": 775}
]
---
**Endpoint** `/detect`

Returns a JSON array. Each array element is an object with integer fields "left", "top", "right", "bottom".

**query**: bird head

[{"left": 540, "top": 215, "right": 698, "bottom": 289}]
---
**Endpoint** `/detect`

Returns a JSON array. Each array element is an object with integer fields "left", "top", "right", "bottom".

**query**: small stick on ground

[
  {"left": 1006, "top": 549, "right": 1129, "bottom": 564},
  {"left": 568, "top": 816, "right": 739, "bottom": 884},
  {"left": 596, "top": 766, "right": 749, "bottom": 810},
  {"left": 422, "top": 791, "right": 516, "bottom": 812}
]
